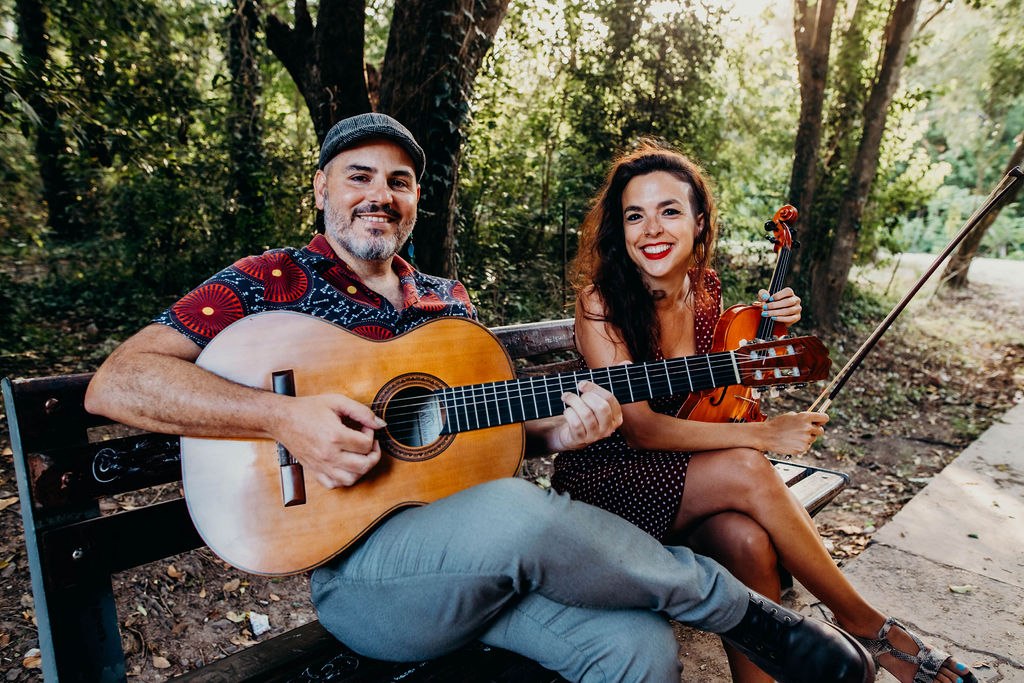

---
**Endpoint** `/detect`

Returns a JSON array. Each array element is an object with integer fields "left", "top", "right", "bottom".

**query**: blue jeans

[{"left": 311, "top": 478, "right": 748, "bottom": 682}]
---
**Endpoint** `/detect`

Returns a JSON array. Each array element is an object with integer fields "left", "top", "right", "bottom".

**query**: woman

[{"left": 552, "top": 140, "right": 976, "bottom": 683}]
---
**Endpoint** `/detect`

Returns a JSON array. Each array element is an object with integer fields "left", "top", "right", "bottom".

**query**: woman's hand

[
  {"left": 755, "top": 286, "right": 802, "bottom": 325},
  {"left": 760, "top": 411, "right": 828, "bottom": 455}
]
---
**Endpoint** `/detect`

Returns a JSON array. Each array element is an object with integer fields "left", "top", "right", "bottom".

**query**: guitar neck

[{"left": 439, "top": 351, "right": 740, "bottom": 435}]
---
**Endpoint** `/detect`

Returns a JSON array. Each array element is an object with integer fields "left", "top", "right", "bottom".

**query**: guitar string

[
  {"left": 370, "top": 344, "right": 815, "bottom": 403},
  {"left": 369, "top": 356, "right": 813, "bottom": 433},
  {"left": 372, "top": 354, "right": 812, "bottom": 413},
  {"left": 372, "top": 349, "right": 814, "bottom": 410}
]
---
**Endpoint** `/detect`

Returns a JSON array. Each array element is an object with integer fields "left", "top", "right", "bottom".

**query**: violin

[{"left": 677, "top": 205, "right": 799, "bottom": 423}]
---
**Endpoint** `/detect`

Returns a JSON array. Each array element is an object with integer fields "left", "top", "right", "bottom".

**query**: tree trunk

[
  {"left": 941, "top": 134, "right": 1024, "bottom": 289},
  {"left": 226, "top": 0, "right": 267, "bottom": 235},
  {"left": 263, "top": 0, "right": 371, "bottom": 141},
  {"left": 261, "top": 0, "right": 509, "bottom": 279},
  {"left": 808, "top": 0, "right": 922, "bottom": 329},
  {"left": 15, "top": 0, "right": 78, "bottom": 240},
  {"left": 788, "top": 0, "right": 838, "bottom": 232},
  {"left": 379, "top": 0, "right": 510, "bottom": 279}
]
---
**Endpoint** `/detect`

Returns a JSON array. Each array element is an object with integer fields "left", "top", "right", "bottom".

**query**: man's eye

[{"left": 390, "top": 179, "right": 409, "bottom": 189}]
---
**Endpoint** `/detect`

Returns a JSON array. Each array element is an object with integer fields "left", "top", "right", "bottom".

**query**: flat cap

[{"left": 318, "top": 113, "right": 426, "bottom": 180}]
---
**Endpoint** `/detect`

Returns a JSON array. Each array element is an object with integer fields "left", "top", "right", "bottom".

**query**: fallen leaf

[
  {"left": 199, "top": 587, "right": 207, "bottom": 599},
  {"left": 948, "top": 584, "right": 978, "bottom": 594},
  {"left": 230, "top": 634, "right": 258, "bottom": 647},
  {"left": 136, "top": 604, "right": 148, "bottom": 616},
  {"left": 0, "top": 496, "right": 18, "bottom": 512},
  {"left": 22, "top": 648, "right": 41, "bottom": 669},
  {"left": 269, "top": 593, "right": 280, "bottom": 601},
  {"left": 167, "top": 564, "right": 183, "bottom": 579},
  {"left": 0, "top": 632, "right": 9, "bottom": 647},
  {"left": 152, "top": 655, "right": 171, "bottom": 669},
  {"left": 222, "top": 578, "right": 241, "bottom": 593},
  {"left": 225, "top": 611, "right": 245, "bottom": 623}
]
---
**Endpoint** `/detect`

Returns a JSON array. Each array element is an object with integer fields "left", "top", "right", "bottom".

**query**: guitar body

[{"left": 180, "top": 312, "right": 523, "bottom": 576}]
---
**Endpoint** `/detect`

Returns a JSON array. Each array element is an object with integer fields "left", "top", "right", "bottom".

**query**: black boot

[{"left": 721, "top": 592, "right": 875, "bottom": 683}]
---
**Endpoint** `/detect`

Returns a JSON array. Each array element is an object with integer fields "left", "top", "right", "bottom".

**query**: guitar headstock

[{"left": 734, "top": 335, "right": 830, "bottom": 388}]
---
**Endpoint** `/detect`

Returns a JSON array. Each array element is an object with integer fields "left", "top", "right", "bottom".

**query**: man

[{"left": 86, "top": 113, "right": 873, "bottom": 682}]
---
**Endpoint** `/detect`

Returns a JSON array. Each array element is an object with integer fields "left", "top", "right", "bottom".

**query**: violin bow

[{"left": 809, "top": 166, "right": 1023, "bottom": 414}]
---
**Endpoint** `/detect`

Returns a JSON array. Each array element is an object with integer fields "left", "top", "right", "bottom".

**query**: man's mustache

[{"left": 352, "top": 203, "right": 400, "bottom": 219}]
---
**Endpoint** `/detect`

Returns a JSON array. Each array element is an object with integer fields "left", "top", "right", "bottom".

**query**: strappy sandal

[{"left": 853, "top": 617, "right": 977, "bottom": 683}]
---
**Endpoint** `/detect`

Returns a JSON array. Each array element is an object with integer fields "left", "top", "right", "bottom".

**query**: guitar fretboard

[{"left": 438, "top": 351, "right": 740, "bottom": 435}]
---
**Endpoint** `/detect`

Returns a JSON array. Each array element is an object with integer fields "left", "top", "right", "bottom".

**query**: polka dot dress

[{"left": 552, "top": 270, "right": 721, "bottom": 542}]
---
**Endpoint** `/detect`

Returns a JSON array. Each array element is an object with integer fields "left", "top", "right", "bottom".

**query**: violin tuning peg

[{"left": 763, "top": 221, "right": 775, "bottom": 231}]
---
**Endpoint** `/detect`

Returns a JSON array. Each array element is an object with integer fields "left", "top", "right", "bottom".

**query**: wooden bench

[{"left": 3, "top": 318, "right": 849, "bottom": 682}]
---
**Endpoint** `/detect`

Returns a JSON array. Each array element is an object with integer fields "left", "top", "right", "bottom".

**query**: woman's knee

[{"left": 691, "top": 512, "right": 778, "bottom": 576}]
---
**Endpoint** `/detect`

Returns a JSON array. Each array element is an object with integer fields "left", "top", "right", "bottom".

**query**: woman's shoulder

[{"left": 576, "top": 284, "right": 608, "bottom": 318}]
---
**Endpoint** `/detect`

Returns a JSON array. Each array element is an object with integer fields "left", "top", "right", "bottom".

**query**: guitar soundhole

[{"left": 374, "top": 373, "right": 454, "bottom": 462}]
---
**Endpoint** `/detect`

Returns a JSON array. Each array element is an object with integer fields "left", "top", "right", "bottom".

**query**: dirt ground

[{"left": 1, "top": 254, "right": 1022, "bottom": 681}]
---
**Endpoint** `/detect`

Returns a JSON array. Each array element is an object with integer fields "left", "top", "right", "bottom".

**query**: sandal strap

[{"left": 852, "top": 617, "right": 952, "bottom": 683}]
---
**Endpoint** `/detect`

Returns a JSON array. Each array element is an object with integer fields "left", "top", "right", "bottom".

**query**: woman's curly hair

[{"left": 573, "top": 139, "right": 718, "bottom": 362}]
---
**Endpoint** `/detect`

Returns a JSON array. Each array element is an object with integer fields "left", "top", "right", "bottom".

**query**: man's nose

[{"left": 366, "top": 179, "right": 394, "bottom": 204}]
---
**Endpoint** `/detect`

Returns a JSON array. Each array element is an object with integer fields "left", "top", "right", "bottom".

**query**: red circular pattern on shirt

[
  {"left": 414, "top": 292, "right": 448, "bottom": 313},
  {"left": 351, "top": 324, "right": 394, "bottom": 340},
  {"left": 171, "top": 283, "right": 244, "bottom": 340},
  {"left": 261, "top": 252, "right": 309, "bottom": 303},
  {"left": 233, "top": 255, "right": 265, "bottom": 280}
]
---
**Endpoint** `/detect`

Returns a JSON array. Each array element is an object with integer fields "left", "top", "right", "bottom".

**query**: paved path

[{"left": 838, "top": 400, "right": 1024, "bottom": 682}]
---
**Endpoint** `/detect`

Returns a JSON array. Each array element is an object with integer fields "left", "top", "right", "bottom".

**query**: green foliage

[{"left": 459, "top": 0, "right": 729, "bottom": 324}]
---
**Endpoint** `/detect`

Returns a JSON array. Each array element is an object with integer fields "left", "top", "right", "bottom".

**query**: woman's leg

[
  {"left": 673, "top": 448, "right": 974, "bottom": 683},
  {"left": 685, "top": 512, "right": 779, "bottom": 683}
]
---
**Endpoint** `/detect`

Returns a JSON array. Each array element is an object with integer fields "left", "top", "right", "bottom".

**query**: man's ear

[{"left": 313, "top": 169, "right": 327, "bottom": 210}]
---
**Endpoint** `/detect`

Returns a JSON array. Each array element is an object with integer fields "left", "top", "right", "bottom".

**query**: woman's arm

[{"left": 574, "top": 290, "right": 825, "bottom": 455}]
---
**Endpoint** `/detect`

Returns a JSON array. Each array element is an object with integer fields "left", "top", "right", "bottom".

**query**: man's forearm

[{"left": 85, "top": 331, "right": 283, "bottom": 440}]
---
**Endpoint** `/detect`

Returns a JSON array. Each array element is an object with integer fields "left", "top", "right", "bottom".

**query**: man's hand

[
  {"left": 544, "top": 380, "right": 623, "bottom": 452},
  {"left": 271, "top": 394, "right": 386, "bottom": 489}
]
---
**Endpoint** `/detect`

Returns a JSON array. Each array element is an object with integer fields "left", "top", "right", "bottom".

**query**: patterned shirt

[{"left": 155, "top": 235, "right": 477, "bottom": 344}]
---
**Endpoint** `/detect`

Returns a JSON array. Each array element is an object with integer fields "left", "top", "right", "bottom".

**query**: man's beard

[{"left": 323, "top": 192, "right": 414, "bottom": 262}]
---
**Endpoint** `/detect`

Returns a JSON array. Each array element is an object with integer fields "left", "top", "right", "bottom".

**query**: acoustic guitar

[{"left": 180, "top": 311, "right": 830, "bottom": 575}]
